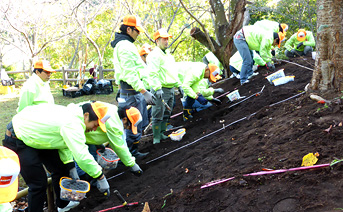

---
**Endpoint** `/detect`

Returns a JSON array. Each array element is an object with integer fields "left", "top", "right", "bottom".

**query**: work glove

[
  {"left": 97, "top": 174, "right": 110, "bottom": 197},
  {"left": 209, "top": 98, "right": 222, "bottom": 105},
  {"left": 214, "top": 88, "right": 224, "bottom": 94},
  {"left": 96, "top": 144, "right": 106, "bottom": 153},
  {"left": 266, "top": 62, "right": 275, "bottom": 72},
  {"left": 197, "top": 94, "right": 208, "bottom": 105},
  {"left": 178, "top": 86, "right": 184, "bottom": 98},
  {"left": 271, "top": 49, "right": 276, "bottom": 57},
  {"left": 155, "top": 89, "right": 163, "bottom": 99},
  {"left": 130, "top": 163, "right": 143, "bottom": 176},
  {"left": 290, "top": 49, "right": 296, "bottom": 57},
  {"left": 142, "top": 90, "right": 156, "bottom": 105},
  {"left": 69, "top": 167, "right": 80, "bottom": 181},
  {"left": 297, "top": 42, "right": 303, "bottom": 49}
]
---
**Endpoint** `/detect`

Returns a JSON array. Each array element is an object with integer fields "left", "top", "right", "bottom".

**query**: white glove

[
  {"left": 130, "top": 163, "right": 143, "bottom": 176},
  {"left": 97, "top": 175, "right": 110, "bottom": 197},
  {"left": 155, "top": 89, "right": 163, "bottom": 99},
  {"left": 252, "top": 65, "right": 259, "bottom": 72},
  {"left": 142, "top": 91, "right": 156, "bottom": 105},
  {"left": 214, "top": 88, "right": 224, "bottom": 94},
  {"left": 69, "top": 167, "right": 80, "bottom": 180}
]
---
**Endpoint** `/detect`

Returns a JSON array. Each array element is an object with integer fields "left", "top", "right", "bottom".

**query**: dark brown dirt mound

[{"left": 72, "top": 56, "right": 343, "bottom": 212}]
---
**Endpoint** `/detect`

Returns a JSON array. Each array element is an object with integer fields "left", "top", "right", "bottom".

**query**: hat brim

[
  {"left": 136, "top": 26, "right": 145, "bottom": 33},
  {"left": 0, "top": 177, "right": 18, "bottom": 203},
  {"left": 43, "top": 67, "right": 56, "bottom": 73},
  {"left": 209, "top": 74, "right": 217, "bottom": 83},
  {"left": 131, "top": 125, "right": 138, "bottom": 134},
  {"left": 160, "top": 35, "right": 172, "bottom": 39},
  {"left": 98, "top": 121, "right": 107, "bottom": 133},
  {"left": 297, "top": 36, "right": 306, "bottom": 42}
]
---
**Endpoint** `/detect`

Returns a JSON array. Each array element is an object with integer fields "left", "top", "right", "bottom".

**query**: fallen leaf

[
  {"left": 339, "top": 122, "right": 342, "bottom": 127},
  {"left": 185, "top": 168, "right": 189, "bottom": 173},
  {"left": 232, "top": 138, "right": 235, "bottom": 140},
  {"left": 142, "top": 202, "right": 151, "bottom": 212}
]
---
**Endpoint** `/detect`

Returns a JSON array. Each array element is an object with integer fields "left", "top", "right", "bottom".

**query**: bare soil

[{"left": 71, "top": 56, "right": 343, "bottom": 212}]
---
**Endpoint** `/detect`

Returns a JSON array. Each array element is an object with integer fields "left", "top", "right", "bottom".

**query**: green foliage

[{"left": 248, "top": 0, "right": 317, "bottom": 36}]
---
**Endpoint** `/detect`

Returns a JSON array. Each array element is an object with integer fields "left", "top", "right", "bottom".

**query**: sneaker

[
  {"left": 248, "top": 72, "right": 259, "bottom": 79},
  {"left": 58, "top": 201, "right": 80, "bottom": 212},
  {"left": 235, "top": 74, "right": 240, "bottom": 79},
  {"left": 240, "top": 79, "right": 250, "bottom": 85}
]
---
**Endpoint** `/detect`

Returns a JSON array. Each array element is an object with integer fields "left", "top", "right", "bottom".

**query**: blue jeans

[
  {"left": 233, "top": 38, "right": 253, "bottom": 83},
  {"left": 183, "top": 96, "right": 212, "bottom": 111},
  {"left": 229, "top": 65, "right": 240, "bottom": 74}
]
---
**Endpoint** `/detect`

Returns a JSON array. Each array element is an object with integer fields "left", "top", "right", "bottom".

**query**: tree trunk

[
  {"left": 190, "top": 0, "right": 247, "bottom": 78},
  {"left": 310, "top": 0, "right": 343, "bottom": 91}
]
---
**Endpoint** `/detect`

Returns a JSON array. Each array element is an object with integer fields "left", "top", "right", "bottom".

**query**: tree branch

[{"left": 179, "top": 0, "right": 215, "bottom": 52}]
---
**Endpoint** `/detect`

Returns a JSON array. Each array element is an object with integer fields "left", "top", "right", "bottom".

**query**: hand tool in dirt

[
  {"left": 162, "top": 99, "right": 172, "bottom": 111},
  {"left": 113, "top": 190, "right": 127, "bottom": 206}
]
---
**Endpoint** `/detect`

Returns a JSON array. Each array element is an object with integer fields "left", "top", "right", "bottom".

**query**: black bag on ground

[{"left": 82, "top": 78, "right": 97, "bottom": 95}]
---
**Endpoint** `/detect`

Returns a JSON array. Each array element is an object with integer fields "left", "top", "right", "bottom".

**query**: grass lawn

[{"left": 0, "top": 86, "right": 118, "bottom": 145}]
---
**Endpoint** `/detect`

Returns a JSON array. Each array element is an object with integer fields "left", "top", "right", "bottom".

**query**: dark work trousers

[
  {"left": 118, "top": 92, "right": 148, "bottom": 150},
  {"left": 151, "top": 87, "right": 175, "bottom": 124},
  {"left": 3, "top": 135, "right": 70, "bottom": 212}
]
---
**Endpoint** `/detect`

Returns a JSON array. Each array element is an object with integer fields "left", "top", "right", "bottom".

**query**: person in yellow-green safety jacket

[
  {"left": 233, "top": 25, "right": 285, "bottom": 85},
  {"left": 70, "top": 101, "right": 143, "bottom": 180},
  {"left": 229, "top": 50, "right": 267, "bottom": 79},
  {"left": 182, "top": 62, "right": 223, "bottom": 121},
  {"left": 147, "top": 28, "right": 184, "bottom": 144},
  {"left": 202, "top": 52, "right": 224, "bottom": 72},
  {"left": 254, "top": 20, "right": 288, "bottom": 34},
  {"left": 284, "top": 29, "right": 316, "bottom": 58},
  {"left": 17, "top": 60, "right": 56, "bottom": 113},
  {"left": 253, "top": 20, "right": 288, "bottom": 56},
  {"left": 3, "top": 102, "right": 111, "bottom": 212},
  {"left": 111, "top": 15, "right": 155, "bottom": 159}
]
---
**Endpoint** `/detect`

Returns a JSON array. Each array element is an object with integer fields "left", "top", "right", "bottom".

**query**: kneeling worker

[
  {"left": 182, "top": 62, "right": 223, "bottom": 121},
  {"left": 3, "top": 102, "right": 111, "bottom": 212},
  {"left": 284, "top": 29, "right": 316, "bottom": 58},
  {"left": 70, "top": 101, "right": 143, "bottom": 179}
]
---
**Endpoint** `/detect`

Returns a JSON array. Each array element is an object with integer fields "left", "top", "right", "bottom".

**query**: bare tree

[
  {"left": 181, "top": 0, "right": 247, "bottom": 77},
  {"left": 0, "top": 0, "right": 77, "bottom": 70},
  {"left": 310, "top": 0, "right": 343, "bottom": 91}
]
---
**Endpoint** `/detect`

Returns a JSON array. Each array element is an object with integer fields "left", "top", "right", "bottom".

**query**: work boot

[
  {"left": 160, "top": 121, "right": 169, "bottom": 140},
  {"left": 57, "top": 201, "right": 80, "bottom": 212},
  {"left": 152, "top": 123, "right": 161, "bottom": 144},
  {"left": 131, "top": 143, "right": 149, "bottom": 159},
  {"left": 183, "top": 109, "right": 193, "bottom": 122}
]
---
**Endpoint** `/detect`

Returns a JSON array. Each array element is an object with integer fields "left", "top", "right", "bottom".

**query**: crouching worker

[
  {"left": 70, "top": 101, "right": 143, "bottom": 180},
  {"left": 182, "top": 78, "right": 223, "bottom": 113},
  {"left": 284, "top": 29, "right": 316, "bottom": 58},
  {"left": 3, "top": 102, "right": 111, "bottom": 212},
  {"left": 182, "top": 62, "right": 223, "bottom": 121}
]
